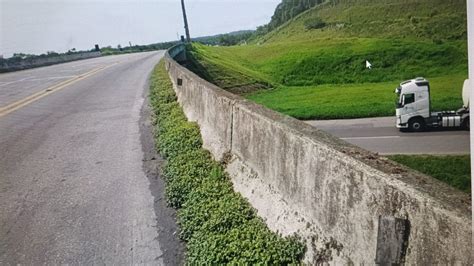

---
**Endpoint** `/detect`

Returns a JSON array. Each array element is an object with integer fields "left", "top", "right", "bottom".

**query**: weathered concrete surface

[
  {"left": 165, "top": 45, "right": 472, "bottom": 264},
  {"left": 0, "top": 52, "right": 101, "bottom": 73},
  {"left": 165, "top": 59, "right": 239, "bottom": 161}
]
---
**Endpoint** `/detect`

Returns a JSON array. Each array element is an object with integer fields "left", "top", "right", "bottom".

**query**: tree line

[{"left": 257, "top": 0, "right": 326, "bottom": 35}]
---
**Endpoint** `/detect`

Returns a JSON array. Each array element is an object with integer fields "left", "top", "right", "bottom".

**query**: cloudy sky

[{"left": 0, "top": 0, "right": 280, "bottom": 57}]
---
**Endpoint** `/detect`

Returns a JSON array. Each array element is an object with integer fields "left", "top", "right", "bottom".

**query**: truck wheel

[
  {"left": 462, "top": 118, "right": 470, "bottom": 130},
  {"left": 408, "top": 118, "right": 425, "bottom": 132}
]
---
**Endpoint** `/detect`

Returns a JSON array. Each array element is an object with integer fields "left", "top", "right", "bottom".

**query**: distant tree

[
  {"left": 46, "top": 51, "right": 59, "bottom": 56},
  {"left": 12, "top": 53, "right": 35, "bottom": 59},
  {"left": 193, "top": 31, "right": 255, "bottom": 46},
  {"left": 304, "top": 17, "right": 326, "bottom": 30},
  {"left": 67, "top": 48, "right": 76, "bottom": 54}
]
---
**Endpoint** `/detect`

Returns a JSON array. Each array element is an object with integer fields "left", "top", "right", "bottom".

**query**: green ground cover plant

[
  {"left": 149, "top": 60, "right": 304, "bottom": 264},
  {"left": 389, "top": 155, "right": 471, "bottom": 193},
  {"left": 186, "top": 0, "right": 467, "bottom": 120}
]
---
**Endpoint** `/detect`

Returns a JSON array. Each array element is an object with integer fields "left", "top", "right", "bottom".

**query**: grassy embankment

[
  {"left": 149, "top": 60, "right": 304, "bottom": 264},
  {"left": 390, "top": 155, "right": 471, "bottom": 193},
  {"left": 187, "top": 0, "right": 467, "bottom": 120}
]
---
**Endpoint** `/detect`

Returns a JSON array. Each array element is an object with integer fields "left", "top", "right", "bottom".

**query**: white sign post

[{"left": 468, "top": 0, "right": 474, "bottom": 259}]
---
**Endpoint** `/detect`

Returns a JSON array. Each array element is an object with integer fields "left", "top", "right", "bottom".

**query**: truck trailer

[{"left": 395, "top": 77, "right": 470, "bottom": 132}]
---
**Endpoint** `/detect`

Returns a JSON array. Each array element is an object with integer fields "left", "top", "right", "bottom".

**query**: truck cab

[
  {"left": 395, "top": 77, "right": 469, "bottom": 131},
  {"left": 395, "top": 77, "right": 431, "bottom": 131}
]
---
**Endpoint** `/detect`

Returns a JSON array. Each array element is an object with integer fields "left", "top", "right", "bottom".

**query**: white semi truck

[{"left": 395, "top": 77, "right": 470, "bottom": 132}]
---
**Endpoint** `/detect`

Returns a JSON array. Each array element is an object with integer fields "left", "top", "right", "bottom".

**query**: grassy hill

[{"left": 186, "top": 0, "right": 467, "bottom": 120}]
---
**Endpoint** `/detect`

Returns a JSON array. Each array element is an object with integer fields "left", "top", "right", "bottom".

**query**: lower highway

[{"left": 307, "top": 117, "right": 470, "bottom": 155}]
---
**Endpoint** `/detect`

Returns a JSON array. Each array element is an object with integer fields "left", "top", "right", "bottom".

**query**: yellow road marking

[{"left": 0, "top": 63, "right": 117, "bottom": 118}]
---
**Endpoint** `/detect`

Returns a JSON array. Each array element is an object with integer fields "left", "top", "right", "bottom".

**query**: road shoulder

[{"left": 139, "top": 83, "right": 185, "bottom": 265}]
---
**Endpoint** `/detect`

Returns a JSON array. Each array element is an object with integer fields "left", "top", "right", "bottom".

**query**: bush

[
  {"left": 410, "top": 16, "right": 420, "bottom": 24},
  {"left": 304, "top": 17, "right": 327, "bottom": 30},
  {"left": 149, "top": 60, "right": 305, "bottom": 264}
]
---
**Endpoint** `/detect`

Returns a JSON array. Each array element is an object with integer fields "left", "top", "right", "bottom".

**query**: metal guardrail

[{"left": 167, "top": 43, "right": 186, "bottom": 60}]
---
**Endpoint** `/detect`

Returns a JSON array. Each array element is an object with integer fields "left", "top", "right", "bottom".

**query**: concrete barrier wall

[
  {"left": 164, "top": 45, "right": 472, "bottom": 264},
  {"left": 0, "top": 51, "right": 102, "bottom": 72},
  {"left": 166, "top": 58, "right": 239, "bottom": 159}
]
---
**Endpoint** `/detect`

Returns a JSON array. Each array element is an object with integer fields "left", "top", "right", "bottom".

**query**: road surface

[
  {"left": 0, "top": 52, "right": 183, "bottom": 264},
  {"left": 307, "top": 117, "right": 470, "bottom": 155}
]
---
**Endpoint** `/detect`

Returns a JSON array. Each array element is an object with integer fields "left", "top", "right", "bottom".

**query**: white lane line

[
  {"left": 0, "top": 77, "right": 36, "bottom": 87},
  {"left": 341, "top": 136, "right": 401, "bottom": 140},
  {"left": 28, "top": 76, "right": 77, "bottom": 81},
  {"left": 0, "top": 74, "right": 99, "bottom": 87}
]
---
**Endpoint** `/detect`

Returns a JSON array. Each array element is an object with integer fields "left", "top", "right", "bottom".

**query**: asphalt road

[
  {"left": 307, "top": 117, "right": 470, "bottom": 155},
  {"left": 0, "top": 52, "right": 183, "bottom": 264}
]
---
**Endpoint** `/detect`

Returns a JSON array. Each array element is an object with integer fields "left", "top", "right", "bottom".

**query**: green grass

[
  {"left": 247, "top": 74, "right": 465, "bottom": 120},
  {"left": 389, "top": 155, "right": 471, "bottom": 193},
  {"left": 149, "top": 60, "right": 304, "bottom": 264},
  {"left": 187, "top": 0, "right": 467, "bottom": 119}
]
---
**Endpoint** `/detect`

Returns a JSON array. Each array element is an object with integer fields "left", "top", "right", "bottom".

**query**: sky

[{"left": 0, "top": 0, "right": 281, "bottom": 57}]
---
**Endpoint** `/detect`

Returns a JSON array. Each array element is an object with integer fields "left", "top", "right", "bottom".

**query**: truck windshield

[
  {"left": 396, "top": 93, "right": 415, "bottom": 108},
  {"left": 396, "top": 97, "right": 403, "bottom": 108}
]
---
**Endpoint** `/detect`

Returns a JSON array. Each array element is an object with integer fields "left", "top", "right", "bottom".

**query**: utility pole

[
  {"left": 467, "top": 0, "right": 474, "bottom": 259},
  {"left": 180, "top": 0, "right": 191, "bottom": 43}
]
